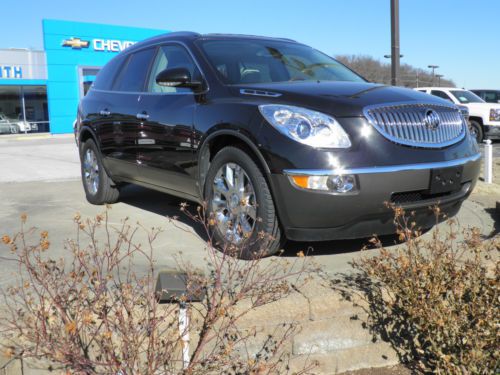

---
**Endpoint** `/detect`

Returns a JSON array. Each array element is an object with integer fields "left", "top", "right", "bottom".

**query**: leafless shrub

[
  {"left": 0, "top": 206, "right": 317, "bottom": 374},
  {"left": 330, "top": 205, "right": 499, "bottom": 374}
]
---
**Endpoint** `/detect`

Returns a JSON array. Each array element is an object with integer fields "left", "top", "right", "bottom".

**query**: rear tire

[
  {"left": 469, "top": 120, "right": 483, "bottom": 143},
  {"left": 80, "top": 138, "right": 120, "bottom": 205},
  {"left": 204, "top": 146, "right": 282, "bottom": 259}
]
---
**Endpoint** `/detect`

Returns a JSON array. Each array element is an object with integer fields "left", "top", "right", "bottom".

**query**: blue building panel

[{"left": 42, "top": 19, "right": 167, "bottom": 133}]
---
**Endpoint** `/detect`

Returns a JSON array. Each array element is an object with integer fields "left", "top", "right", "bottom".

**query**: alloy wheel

[
  {"left": 211, "top": 162, "right": 257, "bottom": 244},
  {"left": 83, "top": 148, "right": 100, "bottom": 195}
]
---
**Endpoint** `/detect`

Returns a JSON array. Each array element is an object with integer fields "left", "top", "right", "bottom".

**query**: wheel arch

[
  {"left": 468, "top": 116, "right": 484, "bottom": 126},
  {"left": 197, "top": 130, "right": 271, "bottom": 199},
  {"left": 78, "top": 126, "right": 101, "bottom": 152}
]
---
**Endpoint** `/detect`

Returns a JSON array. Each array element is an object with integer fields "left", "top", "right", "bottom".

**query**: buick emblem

[{"left": 423, "top": 109, "right": 440, "bottom": 130}]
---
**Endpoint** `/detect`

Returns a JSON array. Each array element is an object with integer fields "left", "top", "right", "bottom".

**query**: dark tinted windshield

[
  {"left": 198, "top": 39, "right": 365, "bottom": 85},
  {"left": 450, "top": 90, "right": 484, "bottom": 104}
]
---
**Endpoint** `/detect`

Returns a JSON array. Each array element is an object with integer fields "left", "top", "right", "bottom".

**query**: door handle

[
  {"left": 136, "top": 112, "right": 150, "bottom": 120},
  {"left": 99, "top": 109, "right": 111, "bottom": 116}
]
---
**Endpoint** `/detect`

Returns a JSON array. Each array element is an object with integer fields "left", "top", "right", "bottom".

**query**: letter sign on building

[
  {"left": 0, "top": 65, "right": 23, "bottom": 79},
  {"left": 62, "top": 37, "right": 135, "bottom": 52},
  {"left": 93, "top": 39, "right": 135, "bottom": 52}
]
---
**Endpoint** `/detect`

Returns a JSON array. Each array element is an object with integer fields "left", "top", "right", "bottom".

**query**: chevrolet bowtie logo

[{"left": 62, "top": 37, "right": 90, "bottom": 49}]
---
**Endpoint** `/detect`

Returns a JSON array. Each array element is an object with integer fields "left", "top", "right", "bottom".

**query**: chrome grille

[{"left": 363, "top": 102, "right": 466, "bottom": 148}]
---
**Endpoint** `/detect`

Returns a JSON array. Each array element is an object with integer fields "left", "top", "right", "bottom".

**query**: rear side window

[
  {"left": 113, "top": 48, "right": 156, "bottom": 92},
  {"left": 92, "top": 55, "right": 125, "bottom": 90}
]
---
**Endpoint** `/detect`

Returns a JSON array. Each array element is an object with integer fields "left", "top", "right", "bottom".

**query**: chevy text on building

[{"left": 62, "top": 37, "right": 136, "bottom": 52}]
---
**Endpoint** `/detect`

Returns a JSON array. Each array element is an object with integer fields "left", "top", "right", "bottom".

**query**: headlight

[
  {"left": 490, "top": 108, "right": 500, "bottom": 121},
  {"left": 259, "top": 104, "right": 351, "bottom": 148}
]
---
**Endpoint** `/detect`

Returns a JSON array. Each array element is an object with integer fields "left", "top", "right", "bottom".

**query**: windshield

[
  {"left": 450, "top": 90, "right": 484, "bottom": 104},
  {"left": 197, "top": 39, "right": 365, "bottom": 85}
]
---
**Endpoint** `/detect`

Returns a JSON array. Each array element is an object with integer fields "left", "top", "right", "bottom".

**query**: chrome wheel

[
  {"left": 211, "top": 162, "right": 257, "bottom": 244},
  {"left": 83, "top": 148, "right": 99, "bottom": 195},
  {"left": 469, "top": 124, "right": 478, "bottom": 139}
]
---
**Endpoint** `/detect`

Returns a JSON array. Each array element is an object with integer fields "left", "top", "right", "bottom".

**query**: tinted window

[
  {"left": 450, "top": 90, "right": 484, "bottom": 104},
  {"left": 483, "top": 91, "right": 500, "bottom": 103},
  {"left": 431, "top": 90, "right": 453, "bottom": 102},
  {"left": 147, "top": 45, "right": 199, "bottom": 93},
  {"left": 113, "top": 48, "right": 155, "bottom": 92},
  {"left": 198, "top": 39, "right": 365, "bottom": 84},
  {"left": 92, "top": 55, "right": 125, "bottom": 90}
]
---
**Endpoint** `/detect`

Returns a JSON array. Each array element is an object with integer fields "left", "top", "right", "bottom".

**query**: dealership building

[{"left": 0, "top": 19, "right": 167, "bottom": 134}]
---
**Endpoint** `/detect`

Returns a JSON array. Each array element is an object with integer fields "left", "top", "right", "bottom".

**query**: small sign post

[
  {"left": 484, "top": 139, "right": 493, "bottom": 184},
  {"left": 155, "top": 271, "right": 205, "bottom": 370}
]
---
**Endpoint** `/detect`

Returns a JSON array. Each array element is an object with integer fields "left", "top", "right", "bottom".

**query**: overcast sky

[{"left": 2, "top": 0, "right": 498, "bottom": 89}]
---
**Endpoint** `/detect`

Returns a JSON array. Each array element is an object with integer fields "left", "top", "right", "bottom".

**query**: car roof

[
  {"left": 416, "top": 87, "right": 460, "bottom": 90},
  {"left": 126, "top": 31, "right": 299, "bottom": 53}
]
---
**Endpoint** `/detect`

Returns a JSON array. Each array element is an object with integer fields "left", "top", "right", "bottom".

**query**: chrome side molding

[
  {"left": 240, "top": 89, "right": 282, "bottom": 98},
  {"left": 284, "top": 153, "right": 481, "bottom": 176}
]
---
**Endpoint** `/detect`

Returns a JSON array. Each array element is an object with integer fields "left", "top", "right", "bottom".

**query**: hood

[{"left": 233, "top": 81, "right": 451, "bottom": 117}]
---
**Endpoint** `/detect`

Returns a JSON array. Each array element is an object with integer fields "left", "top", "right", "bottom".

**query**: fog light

[
  {"left": 289, "top": 174, "right": 357, "bottom": 193},
  {"left": 327, "top": 175, "right": 356, "bottom": 193}
]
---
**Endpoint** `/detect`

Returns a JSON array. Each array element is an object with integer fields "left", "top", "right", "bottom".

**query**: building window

[{"left": 0, "top": 85, "right": 48, "bottom": 134}]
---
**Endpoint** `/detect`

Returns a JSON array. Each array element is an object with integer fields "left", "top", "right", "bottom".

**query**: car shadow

[
  {"left": 281, "top": 233, "right": 403, "bottom": 257},
  {"left": 118, "top": 184, "right": 413, "bottom": 257},
  {"left": 118, "top": 184, "right": 209, "bottom": 241},
  {"left": 484, "top": 207, "right": 500, "bottom": 238}
]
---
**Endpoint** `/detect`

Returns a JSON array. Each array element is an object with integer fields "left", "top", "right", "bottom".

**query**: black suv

[{"left": 76, "top": 32, "right": 480, "bottom": 258}]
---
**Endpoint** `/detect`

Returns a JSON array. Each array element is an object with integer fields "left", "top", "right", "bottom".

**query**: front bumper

[{"left": 271, "top": 153, "right": 481, "bottom": 242}]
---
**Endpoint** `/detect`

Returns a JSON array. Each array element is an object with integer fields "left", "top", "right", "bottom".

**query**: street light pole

[
  {"left": 435, "top": 74, "right": 444, "bottom": 86},
  {"left": 390, "top": 0, "right": 400, "bottom": 86},
  {"left": 428, "top": 64, "right": 439, "bottom": 85}
]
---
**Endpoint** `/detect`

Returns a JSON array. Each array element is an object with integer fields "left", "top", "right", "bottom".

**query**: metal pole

[
  {"left": 390, "top": 0, "right": 400, "bottom": 86},
  {"left": 484, "top": 139, "right": 493, "bottom": 184},
  {"left": 428, "top": 65, "right": 439, "bottom": 85},
  {"left": 20, "top": 86, "right": 28, "bottom": 134},
  {"left": 179, "top": 302, "right": 190, "bottom": 369}
]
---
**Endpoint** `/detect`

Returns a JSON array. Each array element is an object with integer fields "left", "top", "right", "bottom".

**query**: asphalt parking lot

[{"left": 0, "top": 134, "right": 498, "bottom": 287}]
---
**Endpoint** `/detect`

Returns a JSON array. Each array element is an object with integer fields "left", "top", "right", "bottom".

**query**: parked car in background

[
  {"left": 415, "top": 87, "right": 500, "bottom": 142},
  {"left": 16, "top": 114, "right": 39, "bottom": 133},
  {"left": 470, "top": 89, "right": 500, "bottom": 104},
  {"left": 76, "top": 32, "right": 480, "bottom": 258},
  {"left": 457, "top": 104, "right": 469, "bottom": 123},
  {"left": 0, "top": 113, "right": 20, "bottom": 134}
]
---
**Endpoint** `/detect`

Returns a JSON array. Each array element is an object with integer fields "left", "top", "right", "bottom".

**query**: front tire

[
  {"left": 469, "top": 120, "right": 483, "bottom": 143},
  {"left": 204, "top": 146, "right": 282, "bottom": 259},
  {"left": 80, "top": 138, "right": 119, "bottom": 205}
]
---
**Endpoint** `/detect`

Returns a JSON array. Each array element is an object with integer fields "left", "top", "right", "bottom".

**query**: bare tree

[{"left": 336, "top": 55, "right": 455, "bottom": 88}]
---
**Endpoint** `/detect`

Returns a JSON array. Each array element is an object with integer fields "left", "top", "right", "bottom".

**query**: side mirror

[{"left": 155, "top": 67, "right": 201, "bottom": 89}]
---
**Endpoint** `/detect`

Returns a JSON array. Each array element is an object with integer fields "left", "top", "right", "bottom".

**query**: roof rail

[{"left": 203, "top": 33, "right": 297, "bottom": 42}]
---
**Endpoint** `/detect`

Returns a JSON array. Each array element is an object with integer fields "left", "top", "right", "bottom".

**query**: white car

[
  {"left": 415, "top": 87, "right": 500, "bottom": 142},
  {"left": 16, "top": 114, "right": 38, "bottom": 133},
  {"left": 0, "top": 113, "right": 20, "bottom": 134}
]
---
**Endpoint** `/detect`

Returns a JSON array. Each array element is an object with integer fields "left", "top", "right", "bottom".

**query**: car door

[
  {"left": 96, "top": 48, "right": 156, "bottom": 180},
  {"left": 134, "top": 44, "right": 200, "bottom": 197}
]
